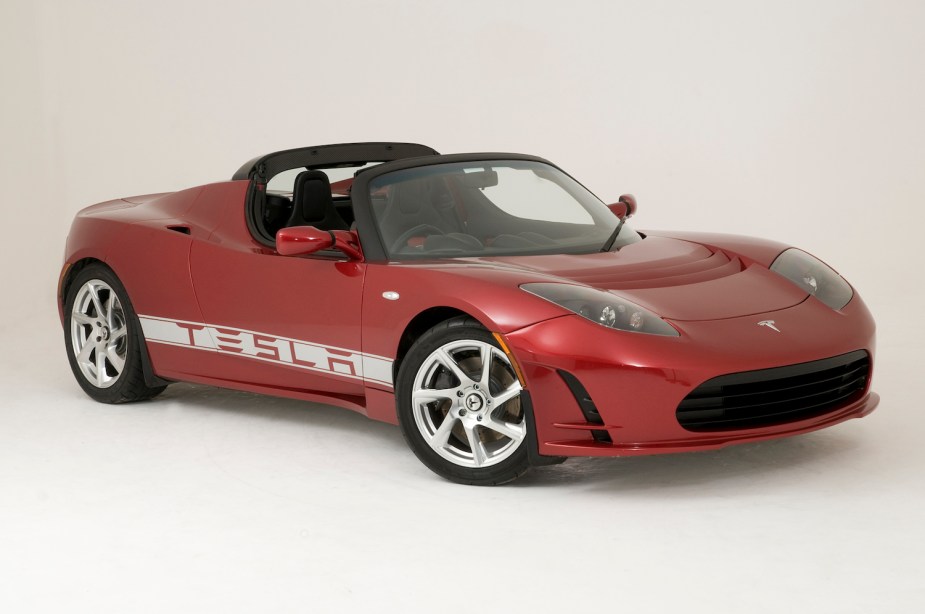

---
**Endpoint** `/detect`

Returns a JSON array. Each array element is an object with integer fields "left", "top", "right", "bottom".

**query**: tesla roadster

[{"left": 59, "top": 142, "right": 878, "bottom": 485}]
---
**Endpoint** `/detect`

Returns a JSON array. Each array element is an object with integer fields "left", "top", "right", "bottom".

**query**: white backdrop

[{"left": 2, "top": 1, "right": 924, "bottom": 612}]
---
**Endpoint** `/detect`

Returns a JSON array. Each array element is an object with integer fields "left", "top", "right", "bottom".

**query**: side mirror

[
  {"left": 276, "top": 226, "right": 363, "bottom": 260},
  {"left": 607, "top": 194, "right": 637, "bottom": 219}
]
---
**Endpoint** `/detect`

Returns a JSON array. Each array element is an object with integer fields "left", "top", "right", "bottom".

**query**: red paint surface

[{"left": 60, "top": 179, "right": 878, "bottom": 457}]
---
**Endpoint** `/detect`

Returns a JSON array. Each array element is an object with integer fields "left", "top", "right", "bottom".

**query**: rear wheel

[
  {"left": 64, "top": 264, "right": 166, "bottom": 403},
  {"left": 397, "top": 317, "right": 531, "bottom": 485}
]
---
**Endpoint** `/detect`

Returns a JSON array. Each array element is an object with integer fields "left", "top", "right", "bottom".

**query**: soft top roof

[{"left": 232, "top": 142, "right": 439, "bottom": 182}]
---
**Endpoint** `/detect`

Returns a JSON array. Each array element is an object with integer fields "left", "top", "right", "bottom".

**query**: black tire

[
  {"left": 396, "top": 316, "right": 532, "bottom": 485},
  {"left": 63, "top": 263, "right": 167, "bottom": 404}
]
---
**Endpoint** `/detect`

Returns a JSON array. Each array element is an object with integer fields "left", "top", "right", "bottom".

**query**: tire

[
  {"left": 396, "top": 316, "right": 532, "bottom": 485},
  {"left": 63, "top": 263, "right": 167, "bottom": 403}
]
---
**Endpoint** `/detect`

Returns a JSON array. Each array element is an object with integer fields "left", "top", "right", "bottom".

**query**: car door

[{"left": 187, "top": 216, "right": 366, "bottom": 400}]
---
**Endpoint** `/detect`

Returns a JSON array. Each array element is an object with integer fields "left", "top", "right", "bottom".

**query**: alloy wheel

[
  {"left": 70, "top": 279, "right": 129, "bottom": 388},
  {"left": 411, "top": 339, "right": 526, "bottom": 468}
]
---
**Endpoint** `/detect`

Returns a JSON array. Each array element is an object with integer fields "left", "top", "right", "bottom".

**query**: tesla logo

[
  {"left": 757, "top": 320, "right": 781, "bottom": 333},
  {"left": 465, "top": 394, "right": 484, "bottom": 411}
]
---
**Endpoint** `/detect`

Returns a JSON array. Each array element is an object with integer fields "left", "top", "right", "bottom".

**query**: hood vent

[{"left": 570, "top": 250, "right": 742, "bottom": 290}]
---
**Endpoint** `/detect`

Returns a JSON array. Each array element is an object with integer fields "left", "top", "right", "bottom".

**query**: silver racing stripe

[{"left": 138, "top": 315, "right": 393, "bottom": 387}]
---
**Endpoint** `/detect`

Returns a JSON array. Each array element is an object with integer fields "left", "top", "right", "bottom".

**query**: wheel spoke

[
  {"left": 464, "top": 425, "right": 488, "bottom": 466},
  {"left": 72, "top": 312, "right": 95, "bottom": 326},
  {"left": 106, "top": 345, "right": 125, "bottom": 373},
  {"left": 491, "top": 381, "right": 522, "bottom": 408},
  {"left": 87, "top": 283, "right": 105, "bottom": 319},
  {"left": 478, "top": 343, "right": 493, "bottom": 387},
  {"left": 431, "top": 414, "right": 457, "bottom": 449},
  {"left": 412, "top": 387, "right": 458, "bottom": 406},
  {"left": 95, "top": 346, "right": 107, "bottom": 386},
  {"left": 105, "top": 292, "right": 116, "bottom": 328},
  {"left": 76, "top": 337, "right": 94, "bottom": 363},
  {"left": 484, "top": 416, "right": 526, "bottom": 442},
  {"left": 110, "top": 326, "right": 128, "bottom": 342},
  {"left": 435, "top": 348, "right": 472, "bottom": 386}
]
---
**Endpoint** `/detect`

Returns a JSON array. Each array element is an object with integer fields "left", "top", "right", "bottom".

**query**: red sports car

[{"left": 59, "top": 142, "right": 878, "bottom": 485}]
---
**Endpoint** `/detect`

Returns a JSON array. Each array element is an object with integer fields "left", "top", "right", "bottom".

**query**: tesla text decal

[{"left": 138, "top": 315, "right": 393, "bottom": 387}]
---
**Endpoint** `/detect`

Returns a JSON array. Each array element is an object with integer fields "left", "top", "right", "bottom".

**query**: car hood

[{"left": 454, "top": 236, "right": 809, "bottom": 321}]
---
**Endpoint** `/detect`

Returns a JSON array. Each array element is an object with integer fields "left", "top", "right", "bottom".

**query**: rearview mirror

[
  {"left": 276, "top": 226, "right": 363, "bottom": 260},
  {"left": 461, "top": 169, "right": 499, "bottom": 189},
  {"left": 607, "top": 194, "right": 637, "bottom": 219}
]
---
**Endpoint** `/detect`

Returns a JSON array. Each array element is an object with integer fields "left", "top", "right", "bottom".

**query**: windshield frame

[{"left": 351, "top": 153, "right": 638, "bottom": 262}]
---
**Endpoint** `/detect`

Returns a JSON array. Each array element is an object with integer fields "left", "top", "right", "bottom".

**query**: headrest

[
  {"left": 293, "top": 170, "right": 333, "bottom": 222},
  {"left": 394, "top": 177, "right": 452, "bottom": 214}
]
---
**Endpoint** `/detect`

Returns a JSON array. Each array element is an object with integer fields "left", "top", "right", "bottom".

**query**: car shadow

[
  {"left": 517, "top": 432, "right": 867, "bottom": 494},
  {"left": 153, "top": 382, "right": 868, "bottom": 494},
  {"left": 155, "top": 382, "right": 408, "bottom": 450}
]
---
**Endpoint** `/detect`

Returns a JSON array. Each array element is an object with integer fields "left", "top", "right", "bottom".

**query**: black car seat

[
  {"left": 286, "top": 170, "right": 349, "bottom": 231},
  {"left": 263, "top": 194, "right": 294, "bottom": 237},
  {"left": 378, "top": 176, "right": 463, "bottom": 241}
]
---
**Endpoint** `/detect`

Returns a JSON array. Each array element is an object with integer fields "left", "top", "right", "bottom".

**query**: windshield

[{"left": 369, "top": 160, "right": 641, "bottom": 259}]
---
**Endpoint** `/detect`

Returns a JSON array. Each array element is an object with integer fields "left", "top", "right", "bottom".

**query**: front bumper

[{"left": 505, "top": 293, "right": 878, "bottom": 457}]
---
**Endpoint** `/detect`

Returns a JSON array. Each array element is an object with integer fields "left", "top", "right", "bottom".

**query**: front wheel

[
  {"left": 396, "top": 317, "right": 531, "bottom": 485},
  {"left": 63, "top": 263, "right": 166, "bottom": 403}
]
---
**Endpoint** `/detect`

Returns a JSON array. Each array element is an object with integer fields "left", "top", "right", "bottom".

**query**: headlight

[
  {"left": 522, "top": 283, "right": 680, "bottom": 336},
  {"left": 770, "top": 248, "right": 853, "bottom": 310}
]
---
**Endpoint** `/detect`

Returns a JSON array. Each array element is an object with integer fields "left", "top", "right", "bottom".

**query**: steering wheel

[{"left": 390, "top": 224, "right": 446, "bottom": 253}]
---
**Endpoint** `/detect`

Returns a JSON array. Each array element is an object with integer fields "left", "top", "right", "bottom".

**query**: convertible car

[{"left": 59, "top": 142, "right": 878, "bottom": 485}]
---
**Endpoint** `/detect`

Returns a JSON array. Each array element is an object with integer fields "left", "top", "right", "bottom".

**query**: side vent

[
  {"left": 167, "top": 225, "right": 191, "bottom": 235},
  {"left": 557, "top": 370, "right": 612, "bottom": 443}
]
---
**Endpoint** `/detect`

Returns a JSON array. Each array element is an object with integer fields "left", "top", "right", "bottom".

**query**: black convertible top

[{"left": 232, "top": 142, "right": 440, "bottom": 182}]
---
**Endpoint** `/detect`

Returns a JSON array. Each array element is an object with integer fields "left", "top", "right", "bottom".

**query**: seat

[
  {"left": 263, "top": 194, "right": 293, "bottom": 237},
  {"left": 377, "top": 176, "right": 462, "bottom": 242},
  {"left": 286, "top": 170, "right": 349, "bottom": 231}
]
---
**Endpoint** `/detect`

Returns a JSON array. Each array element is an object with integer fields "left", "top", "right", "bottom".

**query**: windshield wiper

[
  {"left": 600, "top": 215, "right": 627, "bottom": 252},
  {"left": 600, "top": 195, "right": 637, "bottom": 252}
]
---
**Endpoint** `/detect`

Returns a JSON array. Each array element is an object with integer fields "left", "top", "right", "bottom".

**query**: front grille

[{"left": 677, "top": 350, "right": 870, "bottom": 431}]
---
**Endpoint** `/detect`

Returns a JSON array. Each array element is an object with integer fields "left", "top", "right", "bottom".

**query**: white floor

[{"left": 1, "top": 302, "right": 922, "bottom": 613}]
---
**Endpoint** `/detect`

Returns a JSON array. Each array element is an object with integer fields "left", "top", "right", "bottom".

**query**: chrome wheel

[
  {"left": 411, "top": 339, "right": 526, "bottom": 468},
  {"left": 70, "top": 279, "right": 128, "bottom": 388}
]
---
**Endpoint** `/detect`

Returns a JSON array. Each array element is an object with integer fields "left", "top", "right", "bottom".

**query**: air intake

[{"left": 677, "top": 350, "right": 870, "bottom": 431}]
